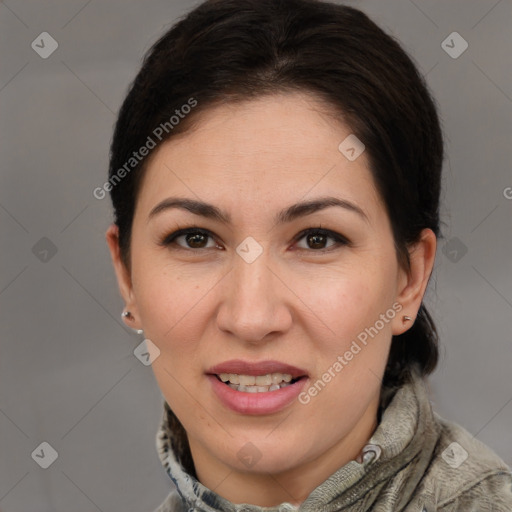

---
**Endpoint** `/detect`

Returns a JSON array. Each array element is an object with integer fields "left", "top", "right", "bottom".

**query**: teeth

[
  {"left": 217, "top": 372, "right": 299, "bottom": 393},
  {"left": 239, "top": 375, "right": 256, "bottom": 386},
  {"left": 218, "top": 372, "right": 294, "bottom": 386},
  {"left": 271, "top": 373, "right": 283, "bottom": 384},
  {"left": 255, "top": 374, "right": 272, "bottom": 386}
]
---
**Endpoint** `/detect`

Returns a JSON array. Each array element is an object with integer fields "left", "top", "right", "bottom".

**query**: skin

[{"left": 106, "top": 92, "right": 436, "bottom": 506}]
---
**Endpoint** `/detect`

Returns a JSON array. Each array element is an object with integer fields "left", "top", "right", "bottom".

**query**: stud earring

[
  {"left": 121, "top": 310, "right": 143, "bottom": 335},
  {"left": 402, "top": 315, "right": 413, "bottom": 323}
]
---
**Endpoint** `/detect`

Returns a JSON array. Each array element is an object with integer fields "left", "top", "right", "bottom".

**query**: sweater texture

[{"left": 152, "top": 370, "right": 512, "bottom": 511}]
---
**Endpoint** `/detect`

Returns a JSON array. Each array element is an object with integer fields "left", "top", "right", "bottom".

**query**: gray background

[{"left": 1, "top": 0, "right": 511, "bottom": 511}]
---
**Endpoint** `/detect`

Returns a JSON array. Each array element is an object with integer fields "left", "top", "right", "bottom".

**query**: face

[{"left": 108, "top": 92, "right": 432, "bottom": 484}]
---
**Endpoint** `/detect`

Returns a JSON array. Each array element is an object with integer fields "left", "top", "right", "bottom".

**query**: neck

[{"left": 188, "top": 396, "right": 380, "bottom": 507}]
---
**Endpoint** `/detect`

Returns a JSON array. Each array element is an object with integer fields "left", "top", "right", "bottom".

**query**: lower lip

[{"left": 207, "top": 375, "right": 308, "bottom": 415}]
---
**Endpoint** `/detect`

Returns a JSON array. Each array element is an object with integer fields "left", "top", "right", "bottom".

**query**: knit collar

[{"left": 155, "top": 369, "right": 441, "bottom": 511}]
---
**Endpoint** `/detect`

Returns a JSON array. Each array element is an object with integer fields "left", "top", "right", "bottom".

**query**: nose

[{"left": 216, "top": 251, "right": 293, "bottom": 344}]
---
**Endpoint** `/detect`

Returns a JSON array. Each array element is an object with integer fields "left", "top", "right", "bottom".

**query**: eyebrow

[{"left": 148, "top": 196, "right": 369, "bottom": 226}]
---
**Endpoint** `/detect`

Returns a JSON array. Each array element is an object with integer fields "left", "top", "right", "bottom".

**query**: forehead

[{"left": 135, "top": 92, "right": 383, "bottom": 223}]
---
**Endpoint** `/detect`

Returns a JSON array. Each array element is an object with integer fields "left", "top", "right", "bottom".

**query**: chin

[{"left": 218, "top": 433, "right": 313, "bottom": 475}]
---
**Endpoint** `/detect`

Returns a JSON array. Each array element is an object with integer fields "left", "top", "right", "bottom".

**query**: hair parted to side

[{"left": 108, "top": 0, "right": 444, "bottom": 389}]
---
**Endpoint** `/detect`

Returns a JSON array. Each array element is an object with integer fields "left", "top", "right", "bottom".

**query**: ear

[
  {"left": 106, "top": 224, "right": 142, "bottom": 331},
  {"left": 392, "top": 228, "right": 437, "bottom": 336}
]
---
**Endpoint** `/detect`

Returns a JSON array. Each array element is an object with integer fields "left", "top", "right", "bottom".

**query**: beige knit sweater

[{"left": 152, "top": 369, "right": 512, "bottom": 511}]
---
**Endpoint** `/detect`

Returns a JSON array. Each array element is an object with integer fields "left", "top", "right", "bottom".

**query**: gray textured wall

[{"left": 1, "top": 1, "right": 511, "bottom": 511}]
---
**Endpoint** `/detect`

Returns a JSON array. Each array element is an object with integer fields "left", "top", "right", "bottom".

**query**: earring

[
  {"left": 402, "top": 315, "right": 413, "bottom": 323},
  {"left": 121, "top": 310, "right": 144, "bottom": 335}
]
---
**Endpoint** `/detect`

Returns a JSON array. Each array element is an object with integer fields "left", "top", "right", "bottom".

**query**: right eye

[{"left": 160, "top": 227, "right": 221, "bottom": 251}]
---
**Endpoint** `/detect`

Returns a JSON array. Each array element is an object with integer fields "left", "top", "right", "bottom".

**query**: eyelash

[{"left": 159, "top": 225, "right": 350, "bottom": 253}]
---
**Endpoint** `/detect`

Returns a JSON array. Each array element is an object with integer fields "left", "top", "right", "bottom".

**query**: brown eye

[
  {"left": 306, "top": 232, "right": 329, "bottom": 249},
  {"left": 295, "top": 228, "right": 349, "bottom": 252},
  {"left": 184, "top": 231, "right": 209, "bottom": 248},
  {"left": 161, "top": 228, "right": 218, "bottom": 250}
]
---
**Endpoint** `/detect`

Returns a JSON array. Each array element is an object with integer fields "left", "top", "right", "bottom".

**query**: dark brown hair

[{"left": 109, "top": 0, "right": 444, "bottom": 389}]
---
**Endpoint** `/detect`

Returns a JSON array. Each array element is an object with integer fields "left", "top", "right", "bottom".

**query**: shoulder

[
  {"left": 152, "top": 489, "right": 187, "bottom": 512},
  {"left": 414, "top": 413, "right": 512, "bottom": 511}
]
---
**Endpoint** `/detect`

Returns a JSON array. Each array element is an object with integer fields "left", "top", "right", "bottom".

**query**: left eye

[{"left": 294, "top": 228, "right": 349, "bottom": 251}]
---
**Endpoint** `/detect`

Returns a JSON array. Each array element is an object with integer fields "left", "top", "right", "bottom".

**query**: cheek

[
  {"left": 297, "top": 272, "right": 396, "bottom": 422},
  {"left": 133, "top": 259, "right": 214, "bottom": 344},
  {"left": 133, "top": 264, "right": 212, "bottom": 421},
  {"left": 295, "top": 261, "right": 396, "bottom": 353}
]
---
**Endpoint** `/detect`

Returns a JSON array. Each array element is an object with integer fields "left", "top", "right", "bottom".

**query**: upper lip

[{"left": 207, "top": 359, "right": 308, "bottom": 378}]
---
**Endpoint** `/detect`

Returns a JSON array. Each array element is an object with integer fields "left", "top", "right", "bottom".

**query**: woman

[{"left": 105, "top": 0, "right": 512, "bottom": 510}]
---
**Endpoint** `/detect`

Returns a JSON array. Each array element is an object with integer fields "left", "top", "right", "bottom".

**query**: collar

[{"left": 155, "top": 369, "right": 441, "bottom": 511}]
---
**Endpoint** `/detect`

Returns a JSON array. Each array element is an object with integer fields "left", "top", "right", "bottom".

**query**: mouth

[
  {"left": 214, "top": 372, "right": 305, "bottom": 393},
  {"left": 206, "top": 359, "right": 309, "bottom": 414}
]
